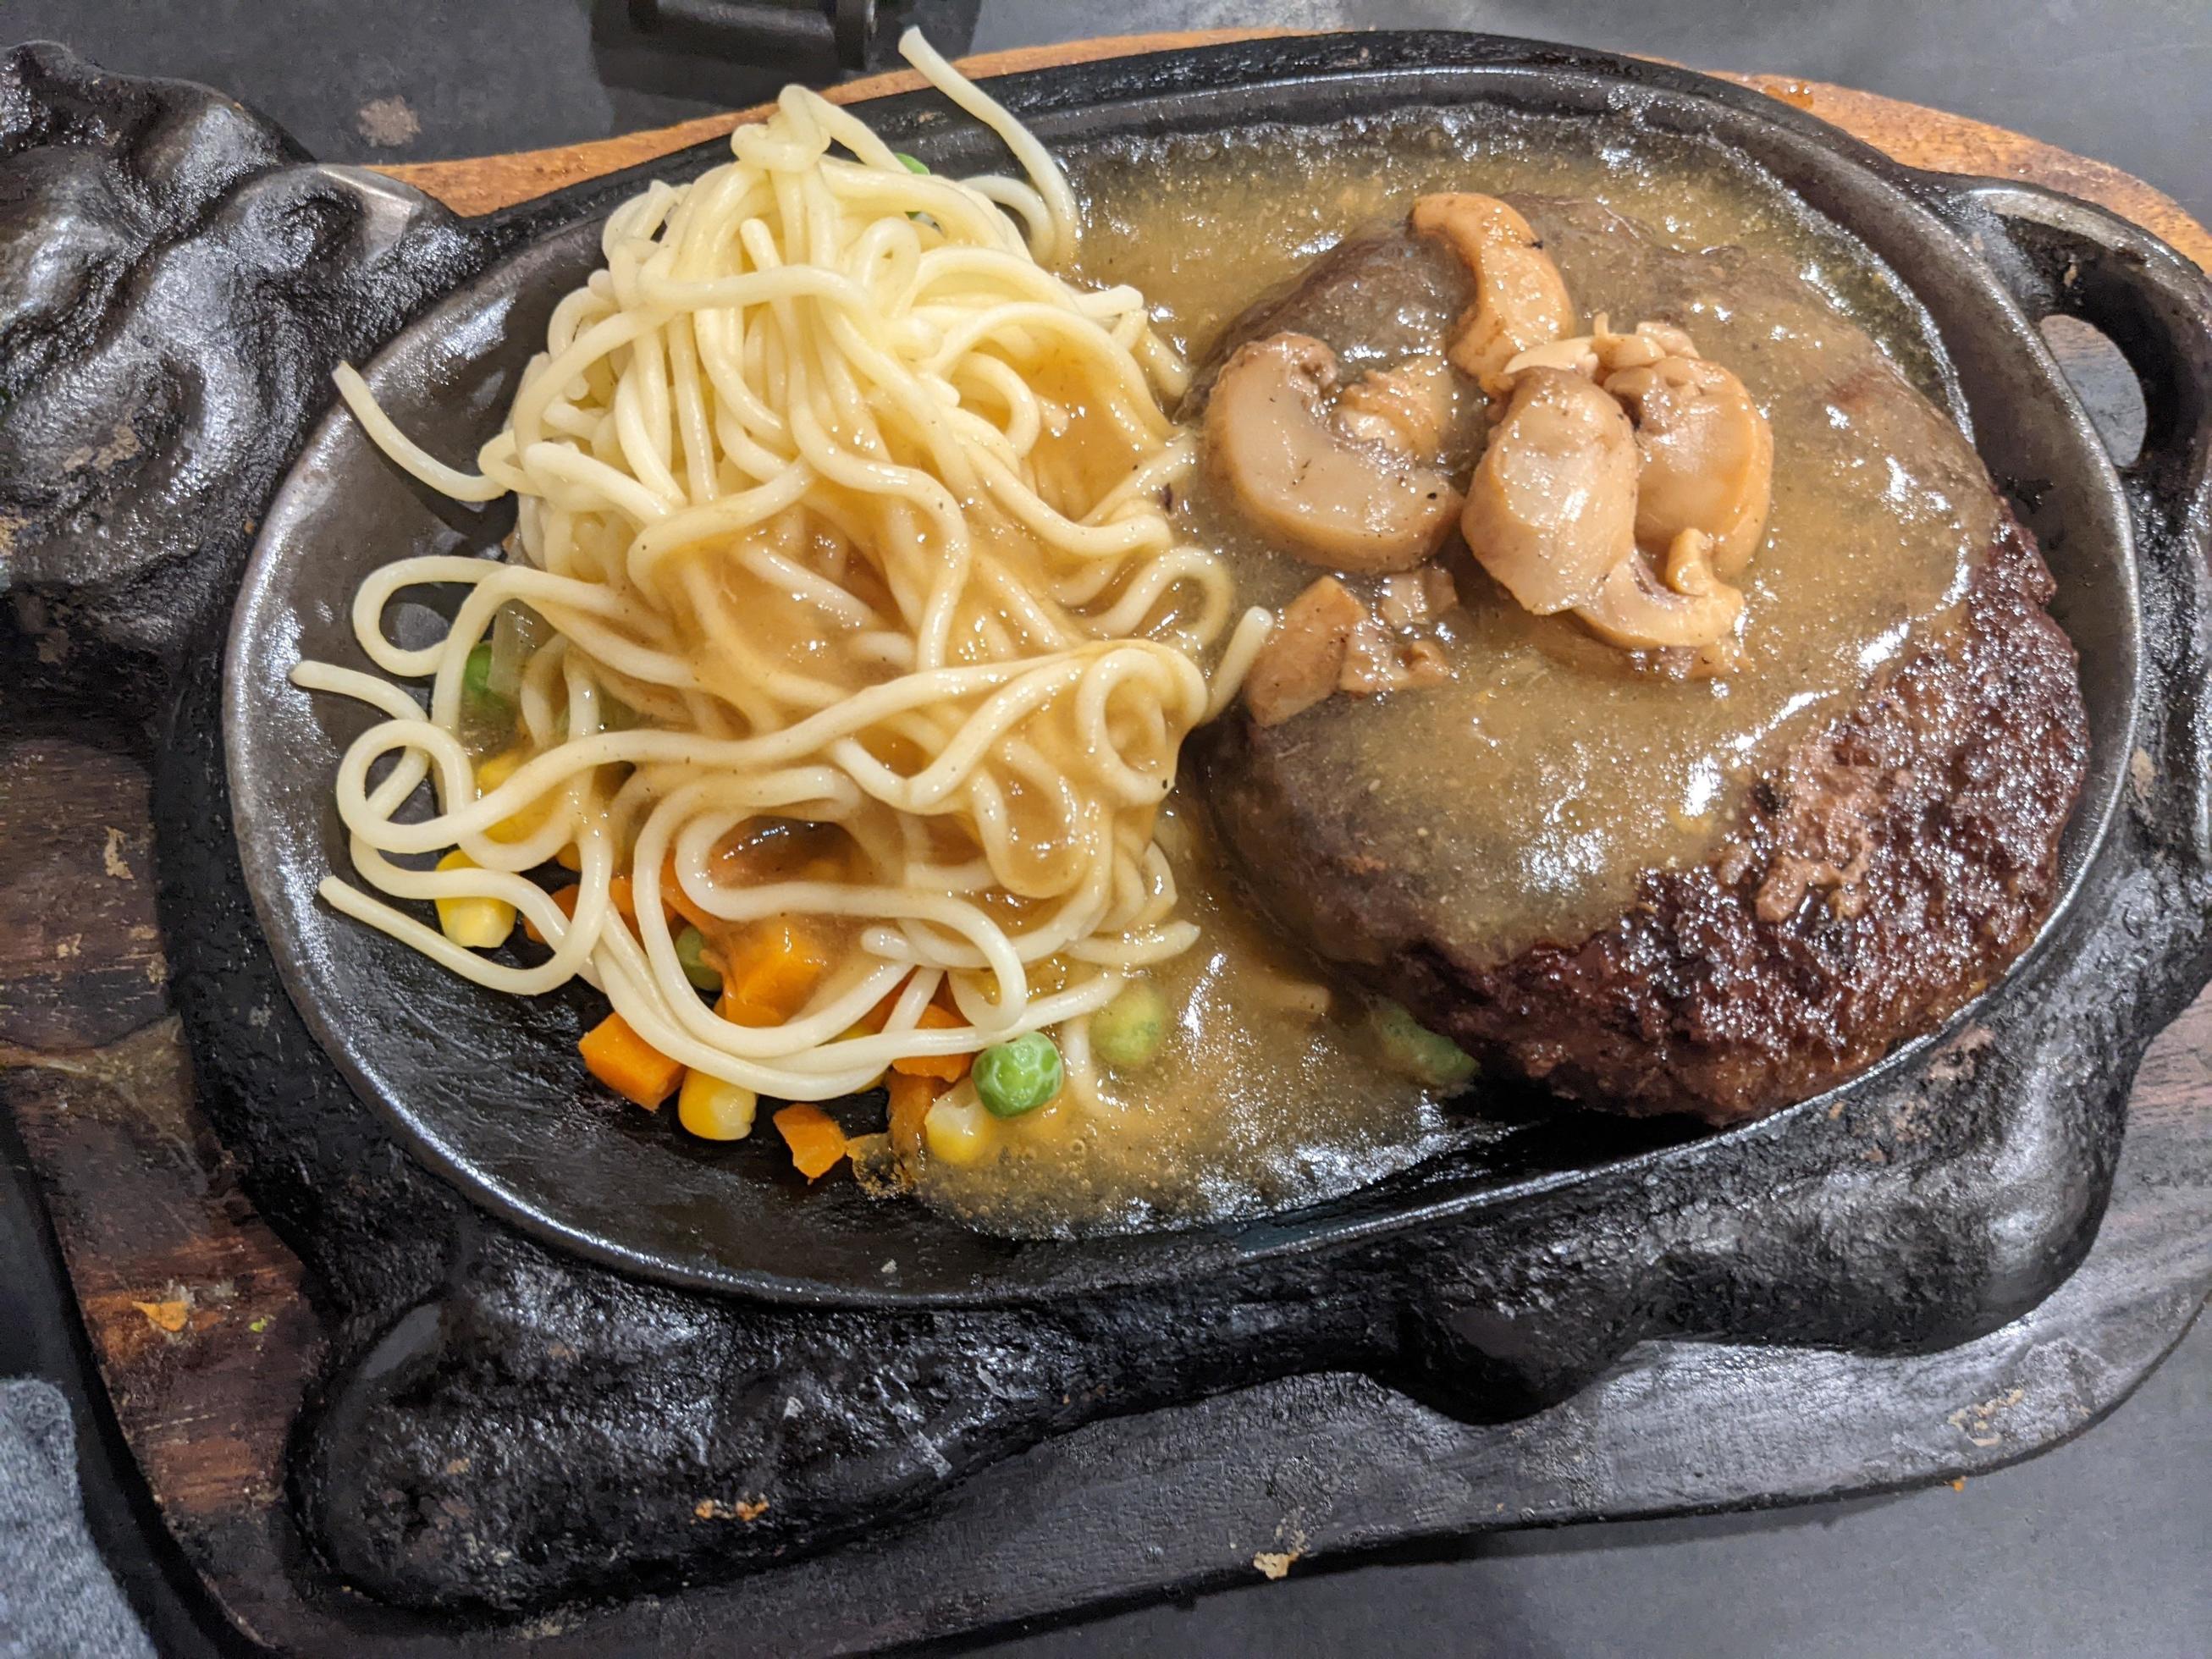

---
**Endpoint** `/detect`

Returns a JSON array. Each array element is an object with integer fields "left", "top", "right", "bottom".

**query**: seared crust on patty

[{"left": 1197, "top": 514, "right": 2088, "bottom": 1125}]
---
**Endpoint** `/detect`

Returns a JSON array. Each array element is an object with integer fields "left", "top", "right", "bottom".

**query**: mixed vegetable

[
  {"left": 431, "top": 607, "right": 1477, "bottom": 1194},
  {"left": 1089, "top": 981, "right": 1168, "bottom": 1071}
]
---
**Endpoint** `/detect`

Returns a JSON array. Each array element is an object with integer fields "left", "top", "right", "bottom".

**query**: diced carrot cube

[
  {"left": 889, "top": 1003, "right": 974, "bottom": 1083},
  {"left": 773, "top": 1102, "right": 848, "bottom": 1181},
  {"left": 660, "top": 855, "right": 720, "bottom": 934},
  {"left": 715, "top": 916, "right": 830, "bottom": 1028},
  {"left": 860, "top": 975, "right": 913, "bottom": 1033},
  {"left": 523, "top": 884, "right": 581, "bottom": 945},
  {"left": 578, "top": 1011, "right": 684, "bottom": 1110},
  {"left": 886, "top": 1071, "right": 944, "bottom": 1163},
  {"left": 523, "top": 877, "right": 643, "bottom": 945},
  {"left": 605, "top": 874, "right": 637, "bottom": 920}
]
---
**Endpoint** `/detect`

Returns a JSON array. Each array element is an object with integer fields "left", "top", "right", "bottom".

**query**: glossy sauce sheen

[
  {"left": 916, "top": 801, "right": 1476, "bottom": 1234},
  {"left": 914, "top": 111, "right": 1994, "bottom": 1234}
]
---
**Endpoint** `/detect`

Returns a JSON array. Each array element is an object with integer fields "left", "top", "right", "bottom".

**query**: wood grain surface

[
  {"left": 3, "top": 31, "right": 2205, "bottom": 1654},
  {"left": 377, "top": 30, "right": 1294, "bottom": 217}
]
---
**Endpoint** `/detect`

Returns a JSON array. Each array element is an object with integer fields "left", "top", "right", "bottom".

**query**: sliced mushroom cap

[
  {"left": 1610, "top": 318, "right": 1699, "bottom": 365},
  {"left": 1243, "top": 574, "right": 1366, "bottom": 727},
  {"left": 1503, "top": 317, "right": 1699, "bottom": 381},
  {"left": 1336, "top": 354, "right": 1457, "bottom": 455},
  {"left": 1204, "top": 333, "right": 1465, "bottom": 573},
  {"left": 1375, "top": 563, "right": 1461, "bottom": 629},
  {"left": 1575, "top": 528, "right": 1745, "bottom": 651},
  {"left": 1603, "top": 355, "right": 1774, "bottom": 579},
  {"left": 1409, "top": 193, "right": 1577, "bottom": 398},
  {"left": 1459, "top": 367, "right": 1640, "bottom": 615}
]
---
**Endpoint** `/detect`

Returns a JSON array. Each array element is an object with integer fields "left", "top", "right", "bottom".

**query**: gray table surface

[{"left": 3, "top": 3, "right": 2208, "bottom": 1654}]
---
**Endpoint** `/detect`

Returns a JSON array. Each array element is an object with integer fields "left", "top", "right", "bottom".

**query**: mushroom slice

[
  {"left": 1205, "top": 334, "right": 1464, "bottom": 573},
  {"left": 1498, "top": 334, "right": 1602, "bottom": 379},
  {"left": 1336, "top": 354, "right": 1457, "bottom": 455},
  {"left": 1375, "top": 563, "right": 1461, "bottom": 629},
  {"left": 1604, "top": 354, "right": 1774, "bottom": 579},
  {"left": 1395, "top": 637, "right": 1453, "bottom": 688},
  {"left": 1575, "top": 529, "right": 1746, "bottom": 652},
  {"left": 1340, "top": 609, "right": 1404, "bottom": 695},
  {"left": 1244, "top": 575, "right": 1455, "bottom": 724},
  {"left": 1459, "top": 367, "right": 1640, "bottom": 615},
  {"left": 1342, "top": 604, "right": 1456, "bottom": 697},
  {"left": 1502, "top": 317, "right": 1699, "bottom": 381},
  {"left": 1409, "top": 193, "right": 1577, "bottom": 398},
  {"left": 1244, "top": 576, "right": 1367, "bottom": 727}
]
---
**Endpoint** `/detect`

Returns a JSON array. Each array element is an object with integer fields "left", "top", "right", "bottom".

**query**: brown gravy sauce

[{"left": 913, "top": 111, "right": 1996, "bottom": 1236}]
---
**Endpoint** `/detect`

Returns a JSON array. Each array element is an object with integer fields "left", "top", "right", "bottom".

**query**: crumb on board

[
  {"left": 693, "top": 1496, "right": 770, "bottom": 1523},
  {"left": 1252, "top": 1550, "right": 1299, "bottom": 1580},
  {"left": 356, "top": 95, "right": 422, "bottom": 148},
  {"left": 1947, "top": 1385, "right": 2026, "bottom": 1448},
  {"left": 132, "top": 1298, "right": 190, "bottom": 1333}
]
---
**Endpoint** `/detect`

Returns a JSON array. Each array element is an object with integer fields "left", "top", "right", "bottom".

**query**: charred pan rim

[{"left": 206, "top": 30, "right": 2212, "bottom": 1308}]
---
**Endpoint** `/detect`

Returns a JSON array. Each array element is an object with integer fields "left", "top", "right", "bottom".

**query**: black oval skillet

[{"left": 224, "top": 31, "right": 2212, "bottom": 1309}]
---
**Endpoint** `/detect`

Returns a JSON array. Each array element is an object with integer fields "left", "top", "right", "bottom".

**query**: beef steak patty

[
  {"left": 1189, "top": 199, "right": 2091, "bottom": 1126},
  {"left": 1201, "top": 515, "right": 2087, "bottom": 1124}
]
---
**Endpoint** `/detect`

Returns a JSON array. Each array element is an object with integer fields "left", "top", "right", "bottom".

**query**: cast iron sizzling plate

[
  {"left": 10, "top": 29, "right": 2209, "bottom": 1619},
  {"left": 224, "top": 31, "right": 2208, "bottom": 1307}
]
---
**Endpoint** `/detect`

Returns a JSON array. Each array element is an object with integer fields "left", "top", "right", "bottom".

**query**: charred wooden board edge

[{"left": 1, "top": 28, "right": 2209, "bottom": 1655}]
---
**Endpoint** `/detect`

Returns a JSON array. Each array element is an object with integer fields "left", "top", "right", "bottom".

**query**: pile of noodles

[{"left": 293, "top": 30, "right": 1271, "bottom": 1106}]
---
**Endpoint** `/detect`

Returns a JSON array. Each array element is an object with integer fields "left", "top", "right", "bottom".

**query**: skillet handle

[
  {"left": 1932, "top": 179, "right": 2212, "bottom": 525},
  {"left": 1926, "top": 175, "right": 2212, "bottom": 863}
]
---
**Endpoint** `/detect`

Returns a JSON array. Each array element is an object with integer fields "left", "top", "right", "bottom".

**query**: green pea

[
  {"left": 1090, "top": 981, "right": 1169, "bottom": 1072},
  {"left": 1368, "top": 999, "right": 1478, "bottom": 1091},
  {"left": 675, "top": 925, "right": 722, "bottom": 994},
  {"left": 896, "top": 152, "right": 933, "bottom": 223},
  {"left": 973, "top": 1031, "right": 1063, "bottom": 1117},
  {"left": 462, "top": 641, "right": 510, "bottom": 721}
]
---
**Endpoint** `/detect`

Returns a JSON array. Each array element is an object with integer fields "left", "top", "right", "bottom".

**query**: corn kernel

[
  {"left": 677, "top": 1070, "right": 758, "bottom": 1141},
  {"left": 836, "top": 1022, "right": 888, "bottom": 1091},
  {"left": 474, "top": 749, "right": 554, "bottom": 844},
  {"left": 434, "top": 849, "right": 516, "bottom": 948},
  {"left": 923, "top": 1089, "right": 994, "bottom": 1168},
  {"left": 473, "top": 750, "right": 522, "bottom": 790}
]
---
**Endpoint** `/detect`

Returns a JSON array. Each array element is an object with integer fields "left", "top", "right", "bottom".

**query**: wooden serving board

[{"left": 3, "top": 30, "right": 2206, "bottom": 1653}]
